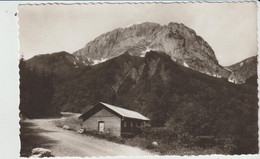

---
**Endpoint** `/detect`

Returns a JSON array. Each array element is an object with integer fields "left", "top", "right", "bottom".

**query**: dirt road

[{"left": 27, "top": 119, "right": 154, "bottom": 157}]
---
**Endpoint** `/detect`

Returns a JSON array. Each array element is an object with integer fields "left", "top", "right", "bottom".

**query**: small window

[{"left": 130, "top": 121, "right": 133, "bottom": 127}]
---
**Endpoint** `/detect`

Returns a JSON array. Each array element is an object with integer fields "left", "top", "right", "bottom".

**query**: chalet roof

[
  {"left": 79, "top": 102, "right": 150, "bottom": 121},
  {"left": 100, "top": 102, "right": 150, "bottom": 121}
]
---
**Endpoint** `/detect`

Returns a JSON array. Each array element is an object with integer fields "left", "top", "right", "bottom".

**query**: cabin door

[{"left": 98, "top": 121, "right": 104, "bottom": 133}]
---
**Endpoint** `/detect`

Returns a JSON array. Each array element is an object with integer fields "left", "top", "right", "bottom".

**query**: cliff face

[
  {"left": 226, "top": 56, "right": 257, "bottom": 84},
  {"left": 74, "top": 22, "right": 231, "bottom": 78}
]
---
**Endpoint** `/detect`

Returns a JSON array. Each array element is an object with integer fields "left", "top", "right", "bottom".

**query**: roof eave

[{"left": 122, "top": 116, "right": 150, "bottom": 121}]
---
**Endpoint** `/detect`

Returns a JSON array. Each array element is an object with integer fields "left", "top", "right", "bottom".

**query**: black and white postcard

[{"left": 17, "top": 1, "right": 258, "bottom": 157}]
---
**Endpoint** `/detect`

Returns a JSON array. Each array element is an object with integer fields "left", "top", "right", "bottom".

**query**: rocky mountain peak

[{"left": 73, "top": 22, "right": 230, "bottom": 78}]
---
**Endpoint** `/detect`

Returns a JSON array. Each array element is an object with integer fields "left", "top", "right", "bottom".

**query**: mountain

[
  {"left": 226, "top": 56, "right": 257, "bottom": 84},
  {"left": 74, "top": 22, "right": 231, "bottom": 78},
  {"left": 26, "top": 51, "right": 87, "bottom": 79},
  {"left": 51, "top": 51, "right": 257, "bottom": 114}
]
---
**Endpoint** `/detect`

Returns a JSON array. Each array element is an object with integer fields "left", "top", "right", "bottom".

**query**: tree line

[{"left": 19, "top": 57, "right": 60, "bottom": 119}]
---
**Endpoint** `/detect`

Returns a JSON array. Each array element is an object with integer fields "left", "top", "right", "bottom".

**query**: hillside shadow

[{"left": 20, "top": 121, "right": 58, "bottom": 157}]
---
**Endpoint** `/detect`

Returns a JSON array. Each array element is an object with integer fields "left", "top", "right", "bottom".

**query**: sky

[{"left": 18, "top": 2, "right": 257, "bottom": 66}]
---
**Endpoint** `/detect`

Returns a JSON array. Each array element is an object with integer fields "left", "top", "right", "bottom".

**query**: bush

[
  {"left": 52, "top": 116, "right": 82, "bottom": 131},
  {"left": 83, "top": 130, "right": 125, "bottom": 144},
  {"left": 125, "top": 136, "right": 154, "bottom": 149}
]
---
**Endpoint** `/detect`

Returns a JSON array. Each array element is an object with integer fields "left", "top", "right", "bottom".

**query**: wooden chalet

[{"left": 78, "top": 102, "right": 150, "bottom": 137}]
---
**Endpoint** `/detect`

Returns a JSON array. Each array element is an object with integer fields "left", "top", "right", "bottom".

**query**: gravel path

[{"left": 27, "top": 118, "right": 154, "bottom": 157}]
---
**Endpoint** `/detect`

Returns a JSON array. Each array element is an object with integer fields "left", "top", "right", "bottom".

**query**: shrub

[
  {"left": 83, "top": 130, "right": 125, "bottom": 144},
  {"left": 52, "top": 116, "right": 82, "bottom": 131}
]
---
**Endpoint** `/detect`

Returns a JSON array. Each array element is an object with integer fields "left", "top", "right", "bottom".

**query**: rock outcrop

[
  {"left": 74, "top": 22, "right": 231, "bottom": 78},
  {"left": 226, "top": 56, "right": 257, "bottom": 84}
]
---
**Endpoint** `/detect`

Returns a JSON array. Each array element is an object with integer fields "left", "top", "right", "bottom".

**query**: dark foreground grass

[
  {"left": 123, "top": 128, "right": 227, "bottom": 155},
  {"left": 19, "top": 121, "right": 58, "bottom": 157},
  {"left": 82, "top": 130, "right": 224, "bottom": 155}
]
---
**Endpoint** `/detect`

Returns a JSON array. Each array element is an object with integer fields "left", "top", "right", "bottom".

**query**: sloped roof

[
  {"left": 79, "top": 102, "right": 149, "bottom": 121},
  {"left": 100, "top": 102, "right": 150, "bottom": 121}
]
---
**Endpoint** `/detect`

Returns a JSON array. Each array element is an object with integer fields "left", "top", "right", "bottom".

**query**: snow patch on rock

[
  {"left": 93, "top": 58, "right": 107, "bottom": 65},
  {"left": 224, "top": 67, "right": 233, "bottom": 73},
  {"left": 171, "top": 57, "right": 177, "bottom": 62},
  {"left": 73, "top": 61, "right": 78, "bottom": 68},
  {"left": 141, "top": 48, "right": 151, "bottom": 57},
  {"left": 228, "top": 78, "right": 236, "bottom": 83},
  {"left": 206, "top": 72, "right": 211, "bottom": 76},
  {"left": 212, "top": 74, "right": 222, "bottom": 78},
  {"left": 183, "top": 62, "right": 189, "bottom": 68}
]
